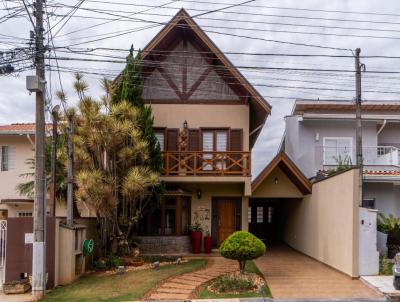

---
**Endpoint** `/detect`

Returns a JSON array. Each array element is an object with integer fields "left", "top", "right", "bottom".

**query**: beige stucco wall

[
  {"left": 176, "top": 182, "right": 247, "bottom": 234},
  {"left": 252, "top": 167, "right": 303, "bottom": 198},
  {"left": 284, "top": 169, "right": 360, "bottom": 277},
  {"left": 150, "top": 104, "right": 250, "bottom": 151}
]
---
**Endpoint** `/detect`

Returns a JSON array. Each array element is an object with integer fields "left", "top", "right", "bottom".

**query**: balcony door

[
  {"left": 323, "top": 137, "right": 353, "bottom": 165},
  {"left": 202, "top": 130, "right": 228, "bottom": 171}
]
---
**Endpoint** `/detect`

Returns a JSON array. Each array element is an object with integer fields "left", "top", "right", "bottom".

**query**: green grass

[
  {"left": 41, "top": 259, "right": 207, "bottom": 302},
  {"left": 197, "top": 260, "right": 272, "bottom": 299},
  {"left": 380, "top": 255, "right": 393, "bottom": 275}
]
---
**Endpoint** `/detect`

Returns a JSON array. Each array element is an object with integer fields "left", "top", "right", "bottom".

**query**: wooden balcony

[{"left": 162, "top": 151, "right": 251, "bottom": 176}]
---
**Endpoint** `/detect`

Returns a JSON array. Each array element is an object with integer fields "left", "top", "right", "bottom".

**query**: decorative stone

[
  {"left": 3, "top": 280, "right": 30, "bottom": 294},
  {"left": 136, "top": 236, "right": 191, "bottom": 254}
]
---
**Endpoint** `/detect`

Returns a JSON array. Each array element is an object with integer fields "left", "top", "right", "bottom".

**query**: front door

[{"left": 217, "top": 199, "right": 236, "bottom": 245}]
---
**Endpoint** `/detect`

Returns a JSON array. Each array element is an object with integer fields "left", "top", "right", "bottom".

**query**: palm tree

[{"left": 378, "top": 213, "right": 400, "bottom": 258}]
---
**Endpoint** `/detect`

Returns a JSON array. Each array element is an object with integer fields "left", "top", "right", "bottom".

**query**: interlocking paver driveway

[{"left": 255, "top": 245, "right": 383, "bottom": 299}]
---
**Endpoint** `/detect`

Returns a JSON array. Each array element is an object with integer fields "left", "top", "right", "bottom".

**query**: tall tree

[
  {"left": 112, "top": 46, "right": 163, "bottom": 172},
  {"left": 58, "top": 74, "right": 160, "bottom": 254}
]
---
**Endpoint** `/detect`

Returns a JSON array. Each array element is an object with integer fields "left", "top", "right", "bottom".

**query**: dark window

[
  {"left": 1, "top": 146, "right": 9, "bottom": 171},
  {"left": 362, "top": 198, "right": 376, "bottom": 209}
]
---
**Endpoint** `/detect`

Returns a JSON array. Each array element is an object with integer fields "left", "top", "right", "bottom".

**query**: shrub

[
  {"left": 220, "top": 231, "right": 266, "bottom": 273},
  {"left": 211, "top": 274, "right": 255, "bottom": 293}
]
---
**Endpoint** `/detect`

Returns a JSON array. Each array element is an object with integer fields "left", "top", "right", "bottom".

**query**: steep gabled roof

[
  {"left": 252, "top": 151, "right": 312, "bottom": 195},
  {"left": 141, "top": 8, "right": 271, "bottom": 148}
]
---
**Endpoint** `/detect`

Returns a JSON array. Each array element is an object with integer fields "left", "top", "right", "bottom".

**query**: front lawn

[
  {"left": 197, "top": 260, "right": 271, "bottom": 299},
  {"left": 42, "top": 259, "right": 207, "bottom": 302}
]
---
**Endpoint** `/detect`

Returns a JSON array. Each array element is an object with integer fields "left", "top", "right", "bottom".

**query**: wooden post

[{"left": 176, "top": 196, "right": 183, "bottom": 236}]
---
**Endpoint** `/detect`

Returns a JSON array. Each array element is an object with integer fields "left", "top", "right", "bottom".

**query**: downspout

[
  {"left": 26, "top": 134, "right": 35, "bottom": 147},
  {"left": 377, "top": 119, "right": 387, "bottom": 137}
]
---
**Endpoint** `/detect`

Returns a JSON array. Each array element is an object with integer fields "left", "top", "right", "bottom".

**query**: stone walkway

[
  {"left": 147, "top": 257, "right": 237, "bottom": 300},
  {"left": 255, "top": 245, "right": 383, "bottom": 299}
]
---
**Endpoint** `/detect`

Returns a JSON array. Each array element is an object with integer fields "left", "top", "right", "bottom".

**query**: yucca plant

[{"left": 377, "top": 213, "right": 400, "bottom": 258}]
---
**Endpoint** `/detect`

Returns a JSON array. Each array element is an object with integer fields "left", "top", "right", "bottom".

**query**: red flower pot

[
  {"left": 191, "top": 231, "right": 202, "bottom": 254},
  {"left": 204, "top": 236, "right": 212, "bottom": 254}
]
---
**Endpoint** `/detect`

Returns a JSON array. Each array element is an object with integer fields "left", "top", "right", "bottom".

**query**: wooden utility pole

[
  {"left": 355, "top": 48, "right": 363, "bottom": 207},
  {"left": 32, "top": 0, "right": 46, "bottom": 299}
]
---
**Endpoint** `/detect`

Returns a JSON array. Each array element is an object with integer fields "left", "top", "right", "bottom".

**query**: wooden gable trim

[
  {"left": 140, "top": 8, "right": 271, "bottom": 114},
  {"left": 157, "top": 65, "right": 183, "bottom": 100},
  {"left": 252, "top": 151, "right": 312, "bottom": 195}
]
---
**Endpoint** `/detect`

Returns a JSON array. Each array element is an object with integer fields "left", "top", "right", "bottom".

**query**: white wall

[
  {"left": 359, "top": 207, "right": 379, "bottom": 275},
  {"left": 284, "top": 169, "right": 360, "bottom": 277}
]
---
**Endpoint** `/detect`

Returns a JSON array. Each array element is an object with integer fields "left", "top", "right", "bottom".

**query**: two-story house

[
  {"left": 134, "top": 9, "right": 271, "bottom": 253},
  {"left": 283, "top": 99, "right": 400, "bottom": 254}
]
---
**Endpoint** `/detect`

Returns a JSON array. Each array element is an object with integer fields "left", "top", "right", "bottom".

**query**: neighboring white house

[
  {"left": 283, "top": 99, "right": 400, "bottom": 274},
  {"left": 0, "top": 123, "right": 95, "bottom": 219}
]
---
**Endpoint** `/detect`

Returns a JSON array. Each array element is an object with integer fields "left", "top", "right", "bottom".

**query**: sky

[{"left": 1, "top": 0, "right": 400, "bottom": 177}]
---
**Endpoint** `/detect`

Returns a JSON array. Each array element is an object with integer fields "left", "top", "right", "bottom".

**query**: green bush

[
  {"left": 211, "top": 274, "right": 255, "bottom": 293},
  {"left": 220, "top": 231, "right": 266, "bottom": 273}
]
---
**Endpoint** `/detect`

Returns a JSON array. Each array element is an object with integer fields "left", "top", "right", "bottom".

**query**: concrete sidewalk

[{"left": 0, "top": 292, "right": 32, "bottom": 302}]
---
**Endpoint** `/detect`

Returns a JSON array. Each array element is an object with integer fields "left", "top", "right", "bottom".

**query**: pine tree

[{"left": 112, "top": 45, "right": 163, "bottom": 172}]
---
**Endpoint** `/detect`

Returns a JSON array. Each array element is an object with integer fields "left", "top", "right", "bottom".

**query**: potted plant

[
  {"left": 378, "top": 213, "right": 400, "bottom": 259},
  {"left": 190, "top": 222, "right": 203, "bottom": 254},
  {"left": 204, "top": 228, "right": 212, "bottom": 254}
]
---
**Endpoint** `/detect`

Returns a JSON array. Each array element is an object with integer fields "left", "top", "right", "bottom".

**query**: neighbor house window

[
  {"left": 323, "top": 137, "right": 353, "bottom": 165},
  {"left": 1, "top": 146, "right": 16, "bottom": 172},
  {"left": 17, "top": 211, "right": 32, "bottom": 217}
]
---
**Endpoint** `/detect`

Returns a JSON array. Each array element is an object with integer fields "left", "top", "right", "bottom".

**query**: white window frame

[
  {"left": 322, "top": 137, "right": 353, "bottom": 165},
  {"left": 155, "top": 131, "right": 165, "bottom": 152}
]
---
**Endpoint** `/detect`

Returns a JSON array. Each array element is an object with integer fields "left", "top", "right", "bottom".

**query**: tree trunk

[{"left": 239, "top": 260, "right": 246, "bottom": 273}]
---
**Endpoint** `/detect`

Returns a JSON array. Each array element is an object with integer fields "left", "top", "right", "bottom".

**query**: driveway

[{"left": 255, "top": 245, "right": 383, "bottom": 299}]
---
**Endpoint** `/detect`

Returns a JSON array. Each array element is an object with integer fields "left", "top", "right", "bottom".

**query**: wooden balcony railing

[{"left": 161, "top": 151, "right": 251, "bottom": 176}]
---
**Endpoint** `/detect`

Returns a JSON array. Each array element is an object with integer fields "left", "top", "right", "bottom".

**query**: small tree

[
  {"left": 220, "top": 231, "right": 266, "bottom": 273},
  {"left": 378, "top": 213, "right": 400, "bottom": 258}
]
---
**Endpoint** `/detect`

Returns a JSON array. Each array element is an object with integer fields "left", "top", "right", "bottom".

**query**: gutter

[{"left": 377, "top": 119, "right": 387, "bottom": 136}]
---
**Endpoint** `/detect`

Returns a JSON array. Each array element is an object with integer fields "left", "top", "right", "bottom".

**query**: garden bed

[{"left": 197, "top": 261, "right": 271, "bottom": 299}]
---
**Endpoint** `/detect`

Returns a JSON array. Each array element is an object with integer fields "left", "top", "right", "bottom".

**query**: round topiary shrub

[{"left": 220, "top": 231, "right": 266, "bottom": 273}]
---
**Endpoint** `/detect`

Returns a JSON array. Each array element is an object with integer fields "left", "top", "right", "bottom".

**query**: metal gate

[{"left": 0, "top": 220, "right": 6, "bottom": 289}]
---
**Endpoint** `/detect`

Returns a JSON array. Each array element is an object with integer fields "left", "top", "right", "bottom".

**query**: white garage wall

[{"left": 283, "top": 169, "right": 360, "bottom": 277}]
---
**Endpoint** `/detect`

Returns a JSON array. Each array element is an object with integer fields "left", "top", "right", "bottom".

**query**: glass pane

[
  {"left": 155, "top": 132, "right": 164, "bottom": 151},
  {"left": 165, "top": 209, "right": 176, "bottom": 235},
  {"left": 150, "top": 209, "right": 161, "bottom": 234},
  {"left": 248, "top": 207, "right": 252, "bottom": 223},
  {"left": 202, "top": 131, "right": 213, "bottom": 151},
  {"left": 256, "top": 207, "right": 263, "bottom": 223},
  {"left": 1, "top": 146, "right": 8, "bottom": 171},
  {"left": 216, "top": 131, "right": 227, "bottom": 151},
  {"left": 202, "top": 131, "right": 213, "bottom": 170}
]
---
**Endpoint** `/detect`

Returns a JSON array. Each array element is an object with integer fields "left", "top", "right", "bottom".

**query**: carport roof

[{"left": 252, "top": 152, "right": 312, "bottom": 195}]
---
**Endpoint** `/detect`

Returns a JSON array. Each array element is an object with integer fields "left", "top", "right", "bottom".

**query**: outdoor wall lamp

[
  {"left": 196, "top": 189, "right": 202, "bottom": 199},
  {"left": 183, "top": 120, "right": 188, "bottom": 129},
  {"left": 274, "top": 177, "right": 279, "bottom": 185}
]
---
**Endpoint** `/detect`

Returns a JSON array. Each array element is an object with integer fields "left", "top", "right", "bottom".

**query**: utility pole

[
  {"left": 355, "top": 48, "right": 363, "bottom": 207},
  {"left": 50, "top": 105, "right": 60, "bottom": 216},
  {"left": 67, "top": 116, "right": 74, "bottom": 227},
  {"left": 32, "top": 0, "right": 46, "bottom": 299}
]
